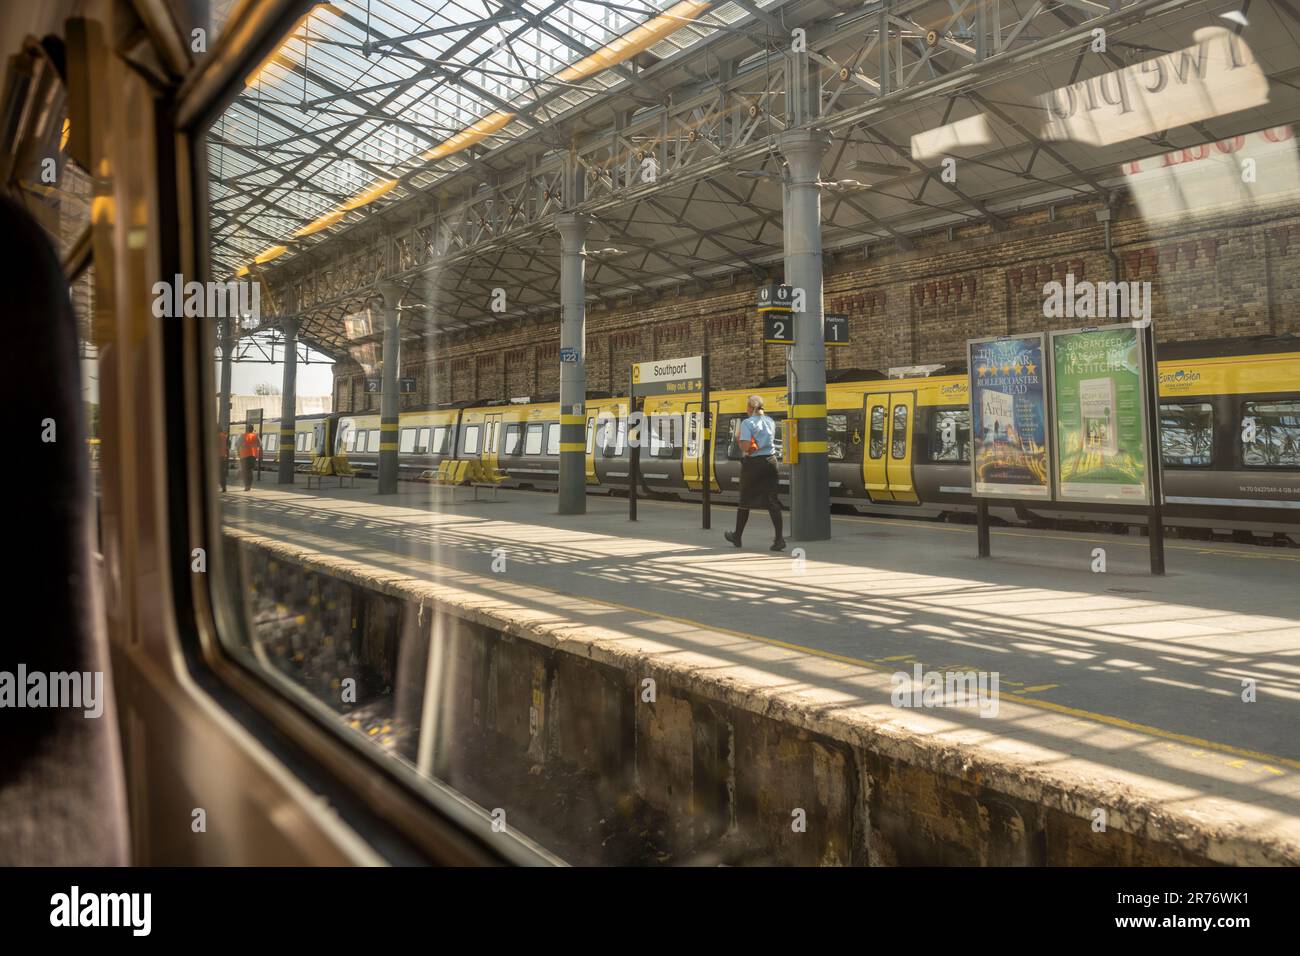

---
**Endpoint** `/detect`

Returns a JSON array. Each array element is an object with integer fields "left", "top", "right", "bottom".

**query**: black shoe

[
  {"left": 724, "top": 531, "right": 742, "bottom": 548},
  {"left": 770, "top": 539, "right": 786, "bottom": 552}
]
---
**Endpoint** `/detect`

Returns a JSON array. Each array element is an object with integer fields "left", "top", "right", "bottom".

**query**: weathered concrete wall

[{"left": 227, "top": 533, "right": 1232, "bottom": 866}]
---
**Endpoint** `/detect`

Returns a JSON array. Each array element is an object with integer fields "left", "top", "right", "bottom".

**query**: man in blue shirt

[{"left": 724, "top": 395, "right": 785, "bottom": 551}]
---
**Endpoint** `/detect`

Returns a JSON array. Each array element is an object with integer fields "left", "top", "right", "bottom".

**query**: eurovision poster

[
  {"left": 968, "top": 334, "right": 1051, "bottom": 499},
  {"left": 1050, "top": 324, "right": 1151, "bottom": 504}
]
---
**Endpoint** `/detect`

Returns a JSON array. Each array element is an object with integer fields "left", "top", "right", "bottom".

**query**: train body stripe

[{"left": 791, "top": 404, "right": 827, "bottom": 418}]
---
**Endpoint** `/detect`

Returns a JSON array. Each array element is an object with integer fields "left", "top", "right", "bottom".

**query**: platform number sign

[
  {"left": 824, "top": 314, "right": 849, "bottom": 346},
  {"left": 365, "top": 379, "right": 381, "bottom": 393},
  {"left": 763, "top": 313, "right": 795, "bottom": 345}
]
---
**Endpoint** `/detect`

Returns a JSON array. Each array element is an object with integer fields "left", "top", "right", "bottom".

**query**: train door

[
  {"left": 683, "top": 400, "right": 721, "bottom": 491},
  {"left": 862, "top": 391, "right": 919, "bottom": 503},
  {"left": 482, "top": 413, "right": 502, "bottom": 472}
]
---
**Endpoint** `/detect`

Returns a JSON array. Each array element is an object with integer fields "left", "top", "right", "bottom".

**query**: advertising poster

[
  {"left": 968, "top": 334, "right": 1051, "bottom": 498},
  {"left": 1050, "top": 324, "right": 1151, "bottom": 504}
]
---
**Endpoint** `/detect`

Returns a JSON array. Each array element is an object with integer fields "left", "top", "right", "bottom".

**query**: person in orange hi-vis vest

[{"left": 239, "top": 426, "right": 261, "bottom": 491}]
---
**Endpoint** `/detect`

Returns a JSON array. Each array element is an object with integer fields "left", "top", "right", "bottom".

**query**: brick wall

[{"left": 332, "top": 197, "right": 1300, "bottom": 405}]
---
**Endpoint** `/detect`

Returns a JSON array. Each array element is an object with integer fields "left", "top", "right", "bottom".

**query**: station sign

[
  {"left": 967, "top": 333, "right": 1051, "bottom": 499},
  {"left": 1050, "top": 324, "right": 1152, "bottom": 505},
  {"left": 364, "top": 378, "right": 417, "bottom": 393},
  {"left": 559, "top": 346, "right": 579, "bottom": 363},
  {"left": 763, "top": 313, "right": 795, "bottom": 345},
  {"left": 631, "top": 355, "right": 703, "bottom": 396},
  {"left": 824, "top": 313, "right": 849, "bottom": 346},
  {"left": 756, "top": 283, "right": 794, "bottom": 312}
]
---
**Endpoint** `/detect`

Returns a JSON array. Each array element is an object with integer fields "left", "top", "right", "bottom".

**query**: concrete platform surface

[{"left": 222, "top": 479, "right": 1300, "bottom": 863}]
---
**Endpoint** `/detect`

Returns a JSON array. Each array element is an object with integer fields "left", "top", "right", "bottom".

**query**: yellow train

[{"left": 253, "top": 335, "right": 1300, "bottom": 538}]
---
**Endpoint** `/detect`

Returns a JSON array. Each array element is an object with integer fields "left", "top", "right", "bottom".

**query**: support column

[
  {"left": 377, "top": 280, "right": 402, "bottom": 495},
  {"left": 779, "top": 128, "right": 832, "bottom": 541},
  {"left": 277, "top": 316, "right": 300, "bottom": 484},
  {"left": 556, "top": 212, "right": 591, "bottom": 515},
  {"left": 218, "top": 318, "right": 234, "bottom": 484}
]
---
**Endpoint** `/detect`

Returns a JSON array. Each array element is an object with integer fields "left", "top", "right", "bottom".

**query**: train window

[
  {"left": 685, "top": 413, "right": 700, "bottom": 458},
  {"left": 504, "top": 424, "right": 522, "bottom": 456},
  {"left": 1160, "top": 403, "right": 1215, "bottom": 466},
  {"left": 462, "top": 425, "right": 482, "bottom": 455},
  {"left": 415, "top": 427, "right": 431, "bottom": 454},
  {"left": 722, "top": 417, "right": 743, "bottom": 460},
  {"left": 930, "top": 409, "right": 972, "bottom": 463},
  {"left": 525, "top": 423, "right": 544, "bottom": 455},
  {"left": 343, "top": 426, "right": 356, "bottom": 454},
  {"left": 586, "top": 421, "right": 595, "bottom": 455},
  {"left": 1242, "top": 401, "right": 1300, "bottom": 468},
  {"left": 649, "top": 414, "right": 679, "bottom": 458},
  {"left": 546, "top": 423, "right": 560, "bottom": 456},
  {"left": 891, "top": 406, "right": 908, "bottom": 459},
  {"left": 827, "top": 414, "right": 848, "bottom": 461},
  {"left": 869, "top": 407, "right": 886, "bottom": 459},
  {"left": 431, "top": 426, "right": 448, "bottom": 455},
  {"left": 399, "top": 428, "right": 416, "bottom": 454},
  {"left": 367, "top": 430, "right": 381, "bottom": 453}
]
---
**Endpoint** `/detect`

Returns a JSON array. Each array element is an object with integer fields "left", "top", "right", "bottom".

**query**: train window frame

[
  {"left": 399, "top": 428, "right": 416, "bottom": 454},
  {"left": 891, "top": 405, "right": 908, "bottom": 460},
  {"left": 869, "top": 406, "right": 886, "bottom": 460},
  {"left": 722, "top": 416, "right": 743, "bottom": 461},
  {"left": 827, "top": 413, "right": 848, "bottom": 461},
  {"left": 367, "top": 430, "right": 381, "bottom": 454},
  {"left": 1241, "top": 398, "right": 1300, "bottom": 469},
  {"left": 431, "top": 426, "right": 447, "bottom": 455},
  {"left": 649, "top": 414, "right": 678, "bottom": 459},
  {"left": 1159, "top": 402, "right": 1215, "bottom": 468},
  {"left": 264, "top": 433, "right": 278, "bottom": 453},
  {"left": 415, "top": 427, "right": 431, "bottom": 455},
  {"left": 546, "top": 422, "right": 560, "bottom": 457},
  {"left": 343, "top": 426, "right": 356, "bottom": 454},
  {"left": 929, "top": 407, "right": 972, "bottom": 464},
  {"left": 462, "top": 424, "right": 482, "bottom": 455},
  {"left": 586, "top": 421, "right": 594, "bottom": 455},
  {"left": 504, "top": 423, "right": 522, "bottom": 456},
  {"left": 524, "top": 422, "right": 543, "bottom": 455}
]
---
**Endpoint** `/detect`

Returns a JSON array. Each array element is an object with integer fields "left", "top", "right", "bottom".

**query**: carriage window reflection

[
  {"left": 1242, "top": 401, "right": 1300, "bottom": 467},
  {"left": 1160, "top": 403, "right": 1214, "bottom": 467}
]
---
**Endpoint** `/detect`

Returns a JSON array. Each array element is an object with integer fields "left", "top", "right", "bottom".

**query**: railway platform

[{"left": 222, "top": 480, "right": 1300, "bottom": 864}]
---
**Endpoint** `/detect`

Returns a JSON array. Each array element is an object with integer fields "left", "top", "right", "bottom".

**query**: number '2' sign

[{"left": 763, "top": 313, "right": 795, "bottom": 344}]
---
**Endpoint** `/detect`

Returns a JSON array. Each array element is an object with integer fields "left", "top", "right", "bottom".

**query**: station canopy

[{"left": 204, "top": 0, "right": 1300, "bottom": 360}]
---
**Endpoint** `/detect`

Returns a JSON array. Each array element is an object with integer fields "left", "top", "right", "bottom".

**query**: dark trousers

[
  {"left": 733, "top": 501, "right": 783, "bottom": 543},
  {"left": 241, "top": 457, "right": 255, "bottom": 490}
]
